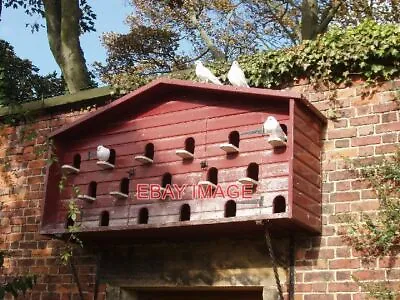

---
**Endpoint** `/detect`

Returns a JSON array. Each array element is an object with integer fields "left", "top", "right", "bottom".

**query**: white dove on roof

[
  {"left": 195, "top": 61, "right": 223, "bottom": 85},
  {"left": 228, "top": 61, "right": 249, "bottom": 87}
]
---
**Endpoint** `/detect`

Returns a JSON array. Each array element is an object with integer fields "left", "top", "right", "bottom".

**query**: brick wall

[
  {"left": 0, "top": 108, "right": 102, "bottom": 300},
  {"left": 288, "top": 79, "right": 400, "bottom": 299},
  {"left": 0, "top": 78, "right": 399, "bottom": 299}
]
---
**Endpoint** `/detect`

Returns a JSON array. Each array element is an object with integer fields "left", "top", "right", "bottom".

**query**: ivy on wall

[
  {"left": 236, "top": 20, "right": 400, "bottom": 88},
  {"left": 343, "top": 151, "right": 400, "bottom": 299},
  {"left": 113, "top": 20, "right": 400, "bottom": 93},
  {"left": 0, "top": 249, "right": 36, "bottom": 298},
  {"left": 344, "top": 152, "right": 400, "bottom": 258}
]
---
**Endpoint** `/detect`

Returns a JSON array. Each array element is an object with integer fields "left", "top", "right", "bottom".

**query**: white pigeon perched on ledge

[
  {"left": 195, "top": 61, "right": 223, "bottom": 85},
  {"left": 228, "top": 61, "right": 249, "bottom": 87},
  {"left": 97, "top": 145, "right": 110, "bottom": 162},
  {"left": 263, "top": 116, "right": 287, "bottom": 142},
  {"left": 240, "top": 116, "right": 287, "bottom": 146}
]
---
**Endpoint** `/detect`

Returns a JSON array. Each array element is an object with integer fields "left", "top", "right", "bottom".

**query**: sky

[{"left": 0, "top": 0, "right": 131, "bottom": 79}]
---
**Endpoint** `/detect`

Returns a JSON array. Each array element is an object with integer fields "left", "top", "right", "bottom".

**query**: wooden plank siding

[
  {"left": 291, "top": 102, "right": 324, "bottom": 232},
  {"left": 54, "top": 99, "right": 291, "bottom": 230},
  {"left": 42, "top": 80, "right": 326, "bottom": 238}
]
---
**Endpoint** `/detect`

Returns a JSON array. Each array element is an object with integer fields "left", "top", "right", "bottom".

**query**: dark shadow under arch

[
  {"left": 138, "top": 207, "right": 149, "bottom": 224},
  {"left": 225, "top": 200, "right": 236, "bottom": 217},
  {"left": 180, "top": 204, "right": 191, "bottom": 221}
]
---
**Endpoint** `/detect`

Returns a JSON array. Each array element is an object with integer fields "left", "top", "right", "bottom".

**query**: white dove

[
  {"left": 97, "top": 145, "right": 111, "bottom": 162},
  {"left": 195, "top": 61, "right": 223, "bottom": 85},
  {"left": 228, "top": 61, "right": 249, "bottom": 87},
  {"left": 263, "top": 116, "right": 287, "bottom": 144}
]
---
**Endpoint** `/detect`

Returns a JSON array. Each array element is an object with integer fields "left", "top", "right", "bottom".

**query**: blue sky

[{"left": 0, "top": 1, "right": 131, "bottom": 77}]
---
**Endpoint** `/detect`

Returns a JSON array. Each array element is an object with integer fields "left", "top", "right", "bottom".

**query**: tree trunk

[
  {"left": 0, "top": 0, "right": 3, "bottom": 22},
  {"left": 391, "top": 0, "right": 399, "bottom": 22},
  {"left": 301, "top": 0, "right": 319, "bottom": 40},
  {"left": 43, "top": 0, "right": 91, "bottom": 94}
]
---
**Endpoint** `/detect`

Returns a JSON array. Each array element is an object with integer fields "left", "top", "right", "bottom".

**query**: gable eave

[{"left": 49, "top": 78, "right": 324, "bottom": 139}]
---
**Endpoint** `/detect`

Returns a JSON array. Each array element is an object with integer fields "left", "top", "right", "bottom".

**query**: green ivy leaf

[{"left": 371, "top": 64, "right": 384, "bottom": 73}]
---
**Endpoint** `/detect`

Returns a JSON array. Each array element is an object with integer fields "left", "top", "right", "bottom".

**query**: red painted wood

[
  {"left": 66, "top": 112, "right": 288, "bottom": 155},
  {"left": 292, "top": 101, "right": 323, "bottom": 225},
  {"left": 293, "top": 174, "right": 321, "bottom": 202},
  {"left": 137, "top": 100, "right": 205, "bottom": 118},
  {"left": 287, "top": 99, "right": 296, "bottom": 219},
  {"left": 43, "top": 79, "right": 326, "bottom": 238},
  {"left": 293, "top": 159, "right": 321, "bottom": 188},
  {"left": 293, "top": 143, "right": 321, "bottom": 172},
  {"left": 294, "top": 113, "right": 322, "bottom": 145},
  {"left": 292, "top": 203, "right": 321, "bottom": 232},
  {"left": 62, "top": 124, "right": 278, "bottom": 165},
  {"left": 295, "top": 101, "right": 326, "bottom": 128},
  {"left": 42, "top": 162, "right": 62, "bottom": 226},
  {"left": 41, "top": 140, "right": 65, "bottom": 227},
  {"left": 293, "top": 128, "right": 320, "bottom": 158},
  {"left": 293, "top": 190, "right": 321, "bottom": 216},
  {"left": 99, "top": 104, "right": 280, "bottom": 136},
  {"left": 69, "top": 119, "right": 207, "bottom": 151},
  {"left": 64, "top": 151, "right": 289, "bottom": 185}
]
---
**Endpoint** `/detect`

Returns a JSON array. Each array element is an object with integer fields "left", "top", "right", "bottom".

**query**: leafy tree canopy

[
  {"left": 0, "top": 39, "right": 66, "bottom": 106},
  {"left": 97, "top": 20, "right": 400, "bottom": 93},
  {"left": 96, "top": 0, "right": 399, "bottom": 89},
  {"left": 1, "top": 0, "right": 97, "bottom": 94},
  {"left": 1, "top": 0, "right": 96, "bottom": 33}
]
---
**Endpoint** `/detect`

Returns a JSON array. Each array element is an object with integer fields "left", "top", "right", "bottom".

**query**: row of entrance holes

[
  {"left": 80, "top": 161, "right": 259, "bottom": 200},
  {"left": 68, "top": 127, "right": 287, "bottom": 198},
  {"left": 66, "top": 128, "right": 287, "bottom": 227},
  {"left": 68, "top": 124, "right": 288, "bottom": 172},
  {"left": 67, "top": 195, "right": 287, "bottom": 228}
]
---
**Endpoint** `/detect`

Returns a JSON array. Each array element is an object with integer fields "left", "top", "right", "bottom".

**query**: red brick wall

[
  {"left": 0, "top": 108, "right": 103, "bottom": 300},
  {"left": 288, "top": 79, "right": 400, "bottom": 299},
  {"left": 0, "top": 79, "right": 399, "bottom": 299}
]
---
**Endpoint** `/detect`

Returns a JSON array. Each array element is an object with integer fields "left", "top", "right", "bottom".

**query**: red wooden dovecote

[{"left": 41, "top": 79, "right": 326, "bottom": 240}]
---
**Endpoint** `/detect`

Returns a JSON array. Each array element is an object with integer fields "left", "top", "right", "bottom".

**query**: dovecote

[{"left": 41, "top": 79, "right": 326, "bottom": 240}]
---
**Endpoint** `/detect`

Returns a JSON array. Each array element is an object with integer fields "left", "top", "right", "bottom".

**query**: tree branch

[
  {"left": 264, "top": 0, "right": 298, "bottom": 44},
  {"left": 391, "top": 0, "right": 399, "bottom": 22},
  {"left": 317, "top": 0, "right": 343, "bottom": 34},
  {"left": 184, "top": 48, "right": 210, "bottom": 63},
  {"left": 265, "top": 0, "right": 302, "bottom": 10},
  {"left": 188, "top": 10, "right": 225, "bottom": 60}
]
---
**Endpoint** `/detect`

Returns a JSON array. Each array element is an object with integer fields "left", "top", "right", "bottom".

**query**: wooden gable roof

[{"left": 50, "top": 78, "right": 326, "bottom": 139}]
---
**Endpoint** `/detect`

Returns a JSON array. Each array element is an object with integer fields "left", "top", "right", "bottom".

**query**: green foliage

[
  {"left": 58, "top": 174, "right": 67, "bottom": 191},
  {"left": 0, "top": 40, "right": 66, "bottom": 106},
  {"left": 0, "top": 246, "right": 36, "bottom": 299},
  {"left": 67, "top": 198, "right": 81, "bottom": 226},
  {"left": 3, "top": 0, "right": 96, "bottom": 33},
  {"left": 0, "top": 275, "right": 37, "bottom": 299},
  {"left": 343, "top": 150, "right": 400, "bottom": 258},
  {"left": 344, "top": 151, "right": 400, "bottom": 299},
  {"left": 0, "top": 67, "right": 5, "bottom": 103},
  {"left": 219, "top": 20, "right": 400, "bottom": 88},
  {"left": 95, "top": 25, "right": 187, "bottom": 80},
  {"left": 352, "top": 277, "right": 398, "bottom": 300},
  {"left": 59, "top": 182, "right": 83, "bottom": 266},
  {"left": 109, "top": 20, "right": 400, "bottom": 93},
  {"left": 32, "top": 138, "right": 59, "bottom": 166},
  {"left": 61, "top": 198, "right": 83, "bottom": 266}
]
